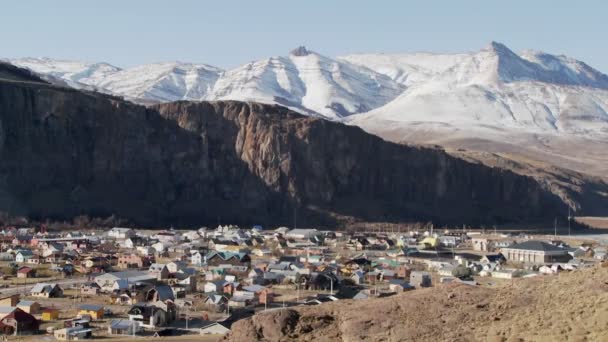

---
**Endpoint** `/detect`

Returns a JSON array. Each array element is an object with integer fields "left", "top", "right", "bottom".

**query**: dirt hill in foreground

[{"left": 225, "top": 265, "right": 608, "bottom": 341}]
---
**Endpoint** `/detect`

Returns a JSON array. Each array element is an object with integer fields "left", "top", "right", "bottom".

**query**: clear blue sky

[{"left": 1, "top": 1, "right": 607, "bottom": 72}]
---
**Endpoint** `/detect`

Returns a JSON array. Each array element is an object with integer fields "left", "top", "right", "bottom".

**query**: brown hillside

[{"left": 225, "top": 265, "right": 608, "bottom": 341}]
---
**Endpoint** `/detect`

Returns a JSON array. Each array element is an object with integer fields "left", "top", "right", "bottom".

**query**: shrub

[{"left": 452, "top": 265, "right": 473, "bottom": 278}]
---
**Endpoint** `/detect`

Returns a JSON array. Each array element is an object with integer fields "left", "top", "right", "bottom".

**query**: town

[{"left": 0, "top": 223, "right": 603, "bottom": 340}]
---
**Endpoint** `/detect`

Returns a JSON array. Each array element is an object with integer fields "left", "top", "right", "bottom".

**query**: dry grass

[
  {"left": 576, "top": 217, "right": 608, "bottom": 229},
  {"left": 226, "top": 264, "right": 608, "bottom": 341}
]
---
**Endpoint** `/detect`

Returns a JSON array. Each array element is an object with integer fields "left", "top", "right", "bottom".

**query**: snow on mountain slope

[
  {"left": 350, "top": 42, "right": 608, "bottom": 137},
  {"left": 10, "top": 48, "right": 403, "bottom": 119},
  {"left": 8, "top": 42, "right": 608, "bottom": 133},
  {"left": 338, "top": 52, "right": 469, "bottom": 86},
  {"left": 209, "top": 47, "right": 405, "bottom": 119},
  {"left": 95, "top": 62, "right": 223, "bottom": 102},
  {"left": 9, "top": 58, "right": 223, "bottom": 102},
  {"left": 519, "top": 50, "right": 608, "bottom": 89},
  {"left": 9, "top": 57, "right": 120, "bottom": 89}
]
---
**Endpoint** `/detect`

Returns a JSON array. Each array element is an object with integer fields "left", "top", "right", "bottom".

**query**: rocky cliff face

[{"left": 0, "top": 73, "right": 562, "bottom": 227}]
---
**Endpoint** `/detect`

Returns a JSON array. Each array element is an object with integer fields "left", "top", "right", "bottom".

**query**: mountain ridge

[
  {"left": 7, "top": 42, "right": 608, "bottom": 186},
  {"left": 0, "top": 67, "right": 569, "bottom": 226}
]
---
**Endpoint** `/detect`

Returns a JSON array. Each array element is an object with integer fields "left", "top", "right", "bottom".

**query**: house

[
  {"left": 136, "top": 246, "right": 155, "bottom": 256},
  {"left": 117, "top": 254, "right": 146, "bottom": 269},
  {"left": 63, "top": 317, "right": 91, "bottom": 329},
  {"left": 166, "top": 261, "right": 187, "bottom": 273},
  {"left": 594, "top": 248, "right": 607, "bottom": 261},
  {"left": 0, "top": 308, "right": 39, "bottom": 335},
  {"left": 108, "top": 228, "right": 136, "bottom": 240},
  {"left": 83, "top": 256, "right": 108, "bottom": 269},
  {"left": 388, "top": 280, "right": 414, "bottom": 293},
  {"left": 15, "top": 250, "right": 34, "bottom": 263},
  {"left": 42, "top": 308, "right": 59, "bottom": 321},
  {"left": 78, "top": 304, "right": 105, "bottom": 320},
  {"left": 204, "top": 281, "right": 225, "bottom": 294},
  {"left": 111, "top": 279, "right": 130, "bottom": 293},
  {"left": 30, "top": 283, "right": 63, "bottom": 298},
  {"left": 438, "top": 235, "right": 459, "bottom": 247},
  {"left": 110, "top": 292, "right": 134, "bottom": 306},
  {"left": 108, "top": 319, "right": 142, "bottom": 336},
  {"left": 228, "top": 294, "right": 253, "bottom": 308},
  {"left": 501, "top": 241, "right": 572, "bottom": 264},
  {"left": 0, "top": 307, "right": 16, "bottom": 320},
  {"left": 41, "top": 242, "right": 64, "bottom": 257},
  {"left": 205, "top": 252, "right": 251, "bottom": 267},
  {"left": 222, "top": 282, "right": 241, "bottom": 296},
  {"left": 351, "top": 270, "right": 365, "bottom": 285},
  {"left": 128, "top": 303, "right": 171, "bottom": 329},
  {"left": 135, "top": 284, "right": 175, "bottom": 303},
  {"left": 170, "top": 273, "right": 197, "bottom": 294},
  {"left": 480, "top": 254, "right": 506, "bottom": 264},
  {"left": 242, "top": 285, "right": 274, "bottom": 305},
  {"left": 154, "top": 232, "right": 180, "bottom": 244},
  {"left": 0, "top": 295, "right": 20, "bottom": 307},
  {"left": 0, "top": 252, "right": 14, "bottom": 262},
  {"left": 200, "top": 322, "right": 230, "bottom": 336},
  {"left": 94, "top": 271, "right": 156, "bottom": 292},
  {"left": 491, "top": 269, "right": 522, "bottom": 279},
  {"left": 148, "top": 263, "right": 170, "bottom": 280},
  {"left": 540, "top": 264, "right": 564, "bottom": 274},
  {"left": 17, "top": 266, "right": 35, "bottom": 279},
  {"left": 44, "top": 252, "right": 63, "bottom": 264},
  {"left": 81, "top": 282, "right": 101, "bottom": 296},
  {"left": 190, "top": 251, "right": 203, "bottom": 266},
  {"left": 54, "top": 326, "right": 92, "bottom": 341},
  {"left": 26, "top": 254, "right": 44, "bottom": 265},
  {"left": 16, "top": 300, "right": 40, "bottom": 314},
  {"left": 204, "top": 295, "right": 228, "bottom": 309},
  {"left": 410, "top": 271, "right": 432, "bottom": 288},
  {"left": 286, "top": 229, "right": 319, "bottom": 240}
]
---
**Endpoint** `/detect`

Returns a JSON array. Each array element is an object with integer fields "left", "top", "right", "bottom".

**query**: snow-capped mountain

[
  {"left": 9, "top": 57, "right": 120, "bottom": 89},
  {"left": 6, "top": 42, "right": 608, "bottom": 177},
  {"left": 94, "top": 62, "right": 223, "bottom": 102},
  {"left": 349, "top": 42, "right": 608, "bottom": 137},
  {"left": 9, "top": 47, "right": 404, "bottom": 119},
  {"left": 8, "top": 42, "right": 608, "bottom": 135},
  {"left": 338, "top": 52, "right": 469, "bottom": 86},
  {"left": 8, "top": 58, "right": 223, "bottom": 102},
  {"left": 209, "top": 47, "right": 404, "bottom": 119}
]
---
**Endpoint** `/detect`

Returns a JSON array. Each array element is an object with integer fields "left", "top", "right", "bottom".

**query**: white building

[
  {"left": 190, "top": 251, "right": 203, "bottom": 266},
  {"left": 109, "top": 228, "right": 136, "bottom": 240},
  {"left": 200, "top": 322, "right": 230, "bottom": 336},
  {"left": 501, "top": 241, "right": 571, "bottom": 264},
  {"left": 286, "top": 229, "right": 318, "bottom": 240}
]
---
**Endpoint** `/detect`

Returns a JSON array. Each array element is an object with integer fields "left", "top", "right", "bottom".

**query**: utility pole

[
  {"left": 568, "top": 207, "right": 572, "bottom": 236},
  {"left": 554, "top": 217, "right": 557, "bottom": 238}
]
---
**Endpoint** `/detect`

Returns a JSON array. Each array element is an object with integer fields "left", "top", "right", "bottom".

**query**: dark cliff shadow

[
  {"left": 0, "top": 79, "right": 572, "bottom": 228},
  {"left": 0, "top": 83, "right": 339, "bottom": 228}
]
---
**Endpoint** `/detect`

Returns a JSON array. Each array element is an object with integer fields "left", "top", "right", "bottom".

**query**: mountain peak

[
  {"left": 290, "top": 46, "right": 311, "bottom": 57},
  {"left": 484, "top": 41, "right": 517, "bottom": 57}
]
